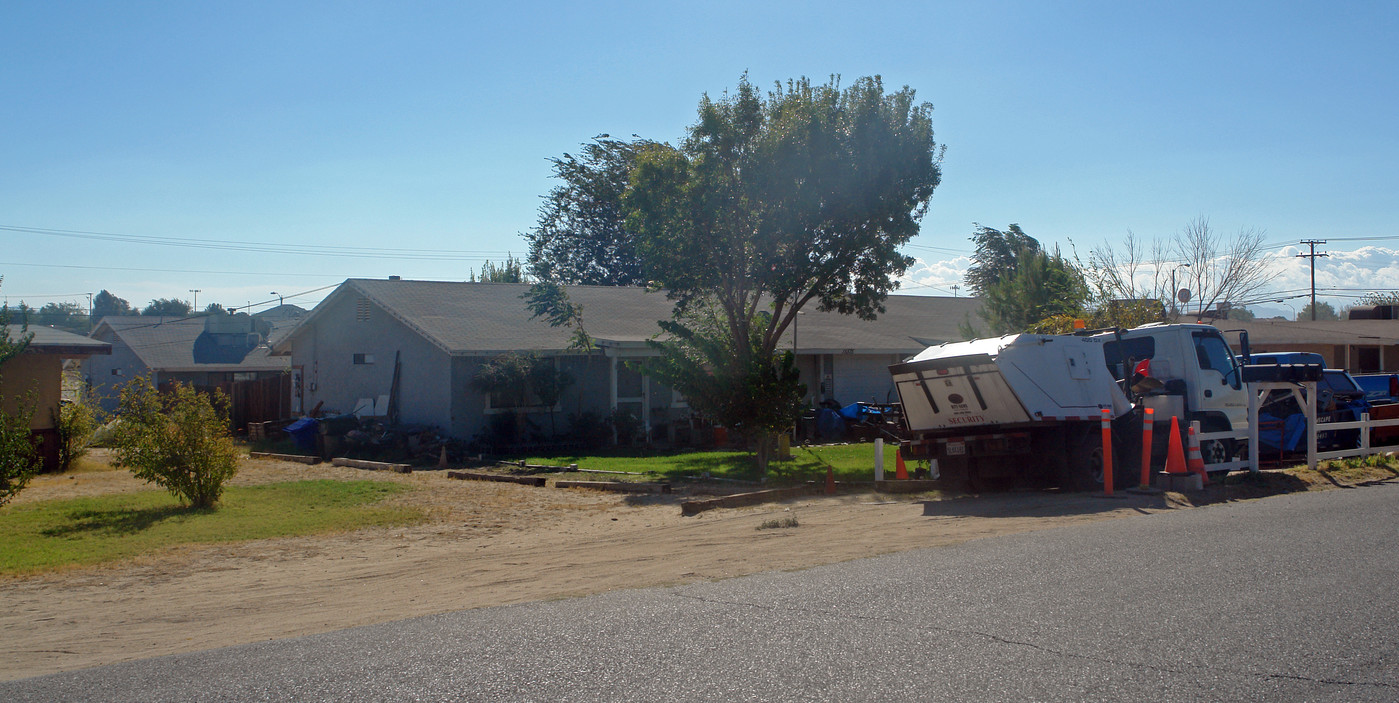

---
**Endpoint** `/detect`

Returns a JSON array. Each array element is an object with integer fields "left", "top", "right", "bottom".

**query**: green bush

[
  {"left": 53, "top": 395, "right": 100, "bottom": 472},
  {"left": 111, "top": 378, "right": 239, "bottom": 509},
  {"left": 0, "top": 396, "right": 39, "bottom": 507}
]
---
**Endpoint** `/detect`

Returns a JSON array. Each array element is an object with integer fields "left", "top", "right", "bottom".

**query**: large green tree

[
  {"left": 966, "top": 225, "right": 1089, "bottom": 334},
  {"left": 142, "top": 298, "right": 192, "bottom": 317},
  {"left": 525, "top": 137, "right": 654, "bottom": 286},
  {"left": 1298, "top": 301, "right": 1338, "bottom": 321},
  {"left": 471, "top": 254, "right": 528, "bottom": 283},
  {"left": 92, "top": 290, "right": 133, "bottom": 323},
  {"left": 625, "top": 75, "right": 941, "bottom": 471},
  {"left": 964, "top": 224, "right": 1040, "bottom": 294},
  {"left": 36, "top": 302, "right": 88, "bottom": 334}
]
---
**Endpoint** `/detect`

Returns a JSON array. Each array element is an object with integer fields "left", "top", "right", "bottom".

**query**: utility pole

[
  {"left": 1297, "top": 240, "right": 1328, "bottom": 320},
  {"left": 189, "top": 289, "right": 201, "bottom": 312},
  {"left": 950, "top": 284, "right": 960, "bottom": 298}
]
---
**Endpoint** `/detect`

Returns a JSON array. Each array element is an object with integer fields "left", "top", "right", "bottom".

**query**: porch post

[
  {"left": 608, "top": 355, "right": 618, "bottom": 412},
  {"left": 641, "top": 372, "right": 651, "bottom": 441}
]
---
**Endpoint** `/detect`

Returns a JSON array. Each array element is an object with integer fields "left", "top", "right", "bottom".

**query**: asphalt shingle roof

[
  {"left": 281, "top": 279, "right": 984, "bottom": 356},
  {"left": 95, "top": 316, "right": 288, "bottom": 373},
  {"left": 1202, "top": 317, "right": 1399, "bottom": 346},
  {"left": 4, "top": 326, "right": 111, "bottom": 356}
]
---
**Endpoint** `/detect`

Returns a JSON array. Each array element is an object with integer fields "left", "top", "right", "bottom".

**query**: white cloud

[
  {"left": 899, "top": 256, "right": 973, "bottom": 297},
  {"left": 897, "top": 245, "right": 1399, "bottom": 313}
]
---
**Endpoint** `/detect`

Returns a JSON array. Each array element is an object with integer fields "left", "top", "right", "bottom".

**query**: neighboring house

[
  {"left": 271, "top": 278, "right": 981, "bottom": 444},
  {"left": 255, "top": 304, "right": 308, "bottom": 324},
  {"left": 0, "top": 326, "right": 111, "bottom": 472},
  {"left": 85, "top": 314, "right": 291, "bottom": 427},
  {"left": 1200, "top": 318, "right": 1399, "bottom": 373}
]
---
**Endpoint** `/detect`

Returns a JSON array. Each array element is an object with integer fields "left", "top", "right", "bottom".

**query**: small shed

[{"left": 0, "top": 326, "right": 111, "bottom": 472}]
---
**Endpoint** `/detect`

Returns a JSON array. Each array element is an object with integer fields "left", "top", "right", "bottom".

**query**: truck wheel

[
  {"left": 1068, "top": 428, "right": 1105, "bottom": 492},
  {"left": 1199, "top": 418, "right": 1238, "bottom": 472}
]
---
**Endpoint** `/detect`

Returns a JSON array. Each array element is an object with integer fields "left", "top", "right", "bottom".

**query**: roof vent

[{"left": 389, "top": 275, "right": 401, "bottom": 281}]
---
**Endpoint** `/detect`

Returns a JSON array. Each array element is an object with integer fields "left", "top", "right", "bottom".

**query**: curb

[
  {"left": 681, "top": 485, "right": 817, "bottom": 516},
  {"left": 331, "top": 458, "right": 413, "bottom": 474},
  {"left": 248, "top": 452, "right": 321, "bottom": 465},
  {"left": 555, "top": 480, "right": 671, "bottom": 494},
  {"left": 446, "top": 470, "right": 547, "bottom": 487}
]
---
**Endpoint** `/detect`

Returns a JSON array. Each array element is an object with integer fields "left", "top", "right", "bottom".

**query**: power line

[
  {"left": 0, "top": 260, "right": 360, "bottom": 278},
  {"left": 0, "top": 224, "right": 517, "bottom": 261}
]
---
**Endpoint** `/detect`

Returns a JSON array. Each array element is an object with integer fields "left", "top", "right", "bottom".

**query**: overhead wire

[{"left": 0, "top": 224, "right": 517, "bottom": 261}]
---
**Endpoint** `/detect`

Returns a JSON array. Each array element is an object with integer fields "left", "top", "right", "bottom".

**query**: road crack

[{"left": 670, "top": 591, "right": 1396, "bottom": 690}]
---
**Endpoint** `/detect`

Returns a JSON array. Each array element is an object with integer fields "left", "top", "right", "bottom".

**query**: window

[
  {"left": 353, "top": 353, "right": 375, "bottom": 365},
  {"left": 356, "top": 298, "right": 371, "bottom": 322},
  {"left": 1102, "top": 337, "right": 1155, "bottom": 380},
  {"left": 482, "top": 356, "right": 564, "bottom": 412},
  {"left": 1193, "top": 332, "right": 1240, "bottom": 388},
  {"left": 616, "top": 364, "right": 644, "bottom": 398}
]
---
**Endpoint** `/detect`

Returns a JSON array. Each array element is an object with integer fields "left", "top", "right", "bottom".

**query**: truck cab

[{"left": 1097, "top": 324, "right": 1249, "bottom": 461}]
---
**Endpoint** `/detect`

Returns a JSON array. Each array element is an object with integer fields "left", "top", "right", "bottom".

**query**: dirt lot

[{"left": 1, "top": 451, "right": 1392, "bottom": 680}]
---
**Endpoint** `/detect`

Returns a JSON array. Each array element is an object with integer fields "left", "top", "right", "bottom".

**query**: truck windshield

[{"left": 1193, "top": 332, "right": 1240, "bottom": 388}]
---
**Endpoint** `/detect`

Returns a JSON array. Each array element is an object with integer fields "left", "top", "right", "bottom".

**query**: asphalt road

[{"left": 6, "top": 483, "right": 1398, "bottom": 702}]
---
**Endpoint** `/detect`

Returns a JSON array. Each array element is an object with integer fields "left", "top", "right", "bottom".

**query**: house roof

[
  {"left": 92, "top": 316, "right": 288, "bottom": 373},
  {"left": 276, "top": 278, "right": 984, "bottom": 357},
  {"left": 4, "top": 326, "right": 112, "bottom": 357},
  {"left": 1200, "top": 317, "right": 1399, "bottom": 346}
]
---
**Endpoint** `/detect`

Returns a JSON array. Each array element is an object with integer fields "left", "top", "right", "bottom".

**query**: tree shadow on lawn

[{"left": 41, "top": 504, "right": 206, "bottom": 538}]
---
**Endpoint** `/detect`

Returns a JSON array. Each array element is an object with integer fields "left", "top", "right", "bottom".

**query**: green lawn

[
  {"left": 0, "top": 480, "right": 424, "bottom": 575},
  {"left": 522, "top": 441, "right": 904, "bottom": 484}
]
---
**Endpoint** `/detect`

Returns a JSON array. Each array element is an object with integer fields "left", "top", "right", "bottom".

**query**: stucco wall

[
  {"left": 832, "top": 354, "right": 903, "bottom": 405},
  {"left": 0, "top": 353, "right": 62, "bottom": 430},
  {"left": 290, "top": 291, "right": 452, "bottom": 430}
]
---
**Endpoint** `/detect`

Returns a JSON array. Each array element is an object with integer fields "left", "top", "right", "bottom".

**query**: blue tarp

[
  {"left": 1258, "top": 412, "right": 1306, "bottom": 452},
  {"left": 837, "top": 402, "right": 890, "bottom": 421},
  {"left": 283, "top": 417, "right": 319, "bottom": 451}
]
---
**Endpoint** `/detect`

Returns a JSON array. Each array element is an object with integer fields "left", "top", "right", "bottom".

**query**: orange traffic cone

[
  {"left": 895, "top": 452, "right": 909, "bottom": 480},
  {"left": 1164, "top": 415, "right": 1188, "bottom": 475},
  {"left": 1186, "top": 425, "right": 1210, "bottom": 485}
]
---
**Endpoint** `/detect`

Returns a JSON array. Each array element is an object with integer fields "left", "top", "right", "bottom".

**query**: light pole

[
  {"left": 189, "top": 289, "right": 201, "bottom": 312},
  {"left": 270, "top": 291, "right": 284, "bottom": 308},
  {"left": 1170, "top": 264, "right": 1191, "bottom": 318}
]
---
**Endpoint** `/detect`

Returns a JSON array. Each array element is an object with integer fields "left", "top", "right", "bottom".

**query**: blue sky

[{"left": 3, "top": 1, "right": 1397, "bottom": 317}]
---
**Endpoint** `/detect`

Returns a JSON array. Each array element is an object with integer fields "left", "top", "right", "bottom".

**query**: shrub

[
  {"left": 611, "top": 408, "right": 642, "bottom": 446},
  {"left": 53, "top": 394, "right": 100, "bottom": 472},
  {"left": 0, "top": 396, "right": 39, "bottom": 507},
  {"left": 111, "top": 378, "right": 239, "bottom": 509},
  {"left": 566, "top": 411, "right": 610, "bottom": 449}
]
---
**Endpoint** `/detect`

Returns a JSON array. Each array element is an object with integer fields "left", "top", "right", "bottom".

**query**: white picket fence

[{"left": 1194, "top": 380, "right": 1399, "bottom": 474}]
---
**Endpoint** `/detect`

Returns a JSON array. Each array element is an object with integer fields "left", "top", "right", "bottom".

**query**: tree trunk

[{"left": 755, "top": 432, "right": 773, "bottom": 478}]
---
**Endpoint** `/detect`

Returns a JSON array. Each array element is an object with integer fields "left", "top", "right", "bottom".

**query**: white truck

[{"left": 889, "top": 323, "right": 1250, "bottom": 490}]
